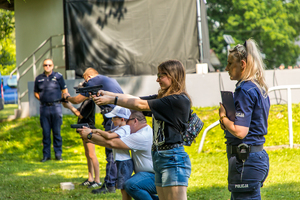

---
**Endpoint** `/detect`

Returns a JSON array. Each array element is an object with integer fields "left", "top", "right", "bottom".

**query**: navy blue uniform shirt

[
  {"left": 225, "top": 81, "right": 270, "bottom": 146},
  {"left": 81, "top": 75, "right": 123, "bottom": 109},
  {"left": 34, "top": 72, "right": 67, "bottom": 103}
]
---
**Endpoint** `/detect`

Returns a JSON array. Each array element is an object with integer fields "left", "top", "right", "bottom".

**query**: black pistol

[
  {"left": 54, "top": 98, "right": 68, "bottom": 103},
  {"left": 74, "top": 85, "right": 103, "bottom": 96},
  {"left": 70, "top": 123, "right": 90, "bottom": 129}
]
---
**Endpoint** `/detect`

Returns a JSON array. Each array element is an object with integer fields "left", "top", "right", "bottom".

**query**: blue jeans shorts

[
  {"left": 152, "top": 146, "right": 191, "bottom": 187},
  {"left": 116, "top": 159, "right": 134, "bottom": 189}
]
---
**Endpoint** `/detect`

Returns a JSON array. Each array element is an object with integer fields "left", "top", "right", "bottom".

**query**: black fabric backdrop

[{"left": 64, "top": 0, "right": 201, "bottom": 77}]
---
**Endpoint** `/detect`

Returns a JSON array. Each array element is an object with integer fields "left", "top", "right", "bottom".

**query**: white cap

[{"left": 105, "top": 106, "right": 131, "bottom": 119}]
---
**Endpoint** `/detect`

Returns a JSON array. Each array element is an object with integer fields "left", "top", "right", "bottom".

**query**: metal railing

[
  {"left": 9, "top": 34, "right": 65, "bottom": 109},
  {"left": 197, "top": 85, "right": 300, "bottom": 153}
]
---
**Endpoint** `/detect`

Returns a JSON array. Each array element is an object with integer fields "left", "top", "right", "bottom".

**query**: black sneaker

[
  {"left": 81, "top": 179, "right": 93, "bottom": 186},
  {"left": 88, "top": 181, "right": 102, "bottom": 188},
  {"left": 91, "top": 185, "right": 116, "bottom": 194},
  {"left": 55, "top": 155, "right": 63, "bottom": 161},
  {"left": 40, "top": 157, "right": 51, "bottom": 162}
]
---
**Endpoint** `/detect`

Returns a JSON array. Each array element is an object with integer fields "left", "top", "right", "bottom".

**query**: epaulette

[{"left": 54, "top": 72, "right": 63, "bottom": 78}]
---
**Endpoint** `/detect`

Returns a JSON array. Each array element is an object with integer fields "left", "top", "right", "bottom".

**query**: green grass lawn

[
  {"left": 0, "top": 104, "right": 17, "bottom": 120},
  {"left": 0, "top": 104, "right": 300, "bottom": 199}
]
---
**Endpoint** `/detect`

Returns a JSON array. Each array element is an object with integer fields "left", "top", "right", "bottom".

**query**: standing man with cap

[
  {"left": 63, "top": 67, "right": 123, "bottom": 194},
  {"left": 34, "top": 58, "right": 68, "bottom": 162}
]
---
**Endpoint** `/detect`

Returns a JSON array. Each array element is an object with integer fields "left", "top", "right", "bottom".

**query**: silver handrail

[
  {"left": 198, "top": 120, "right": 220, "bottom": 153},
  {"left": 9, "top": 34, "right": 64, "bottom": 109},
  {"left": 9, "top": 34, "right": 64, "bottom": 77},
  {"left": 197, "top": 85, "right": 300, "bottom": 153}
]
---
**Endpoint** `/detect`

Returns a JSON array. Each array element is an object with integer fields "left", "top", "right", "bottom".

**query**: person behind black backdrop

[
  {"left": 219, "top": 39, "right": 270, "bottom": 200},
  {"left": 62, "top": 93, "right": 102, "bottom": 189}
]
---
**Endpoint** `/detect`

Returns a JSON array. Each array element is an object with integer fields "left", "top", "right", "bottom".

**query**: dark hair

[
  {"left": 157, "top": 60, "right": 191, "bottom": 105},
  {"left": 130, "top": 110, "right": 146, "bottom": 122}
]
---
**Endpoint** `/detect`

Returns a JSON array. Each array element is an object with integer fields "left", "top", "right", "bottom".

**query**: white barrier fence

[{"left": 198, "top": 85, "right": 300, "bottom": 153}]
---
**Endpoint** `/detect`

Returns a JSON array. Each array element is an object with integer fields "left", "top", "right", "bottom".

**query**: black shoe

[
  {"left": 55, "top": 155, "right": 63, "bottom": 161},
  {"left": 41, "top": 157, "right": 51, "bottom": 162},
  {"left": 81, "top": 179, "right": 93, "bottom": 186},
  {"left": 88, "top": 181, "right": 102, "bottom": 188},
  {"left": 91, "top": 185, "right": 115, "bottom": 194}
]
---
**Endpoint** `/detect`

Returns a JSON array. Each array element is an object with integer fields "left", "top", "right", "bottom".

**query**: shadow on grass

[
  {"left": 187, "top": 182, "right": 300, "bottom": 200},
  {"left": 1, "top": 153, "right": 300, "bottom": 200},
  {"left": 0, "top": 104, "right": 18, "bottom": 121},
  {"left": 0, "top": 156, "right": 118, "bottom": 200}
]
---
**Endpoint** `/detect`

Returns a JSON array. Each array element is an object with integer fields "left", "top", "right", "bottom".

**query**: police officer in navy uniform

[
  {"left": 34, "top": 58, "right": 68, "bottom": 162},
  {"left": 219, "top": 39, "right": 270, "bottom": 200},
  {"left": 63, "top": 67, "right": 123, "bottom": 194}
]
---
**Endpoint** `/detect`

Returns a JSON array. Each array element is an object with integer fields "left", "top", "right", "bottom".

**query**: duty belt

[
  {"left": 152, "top": 143, "right": 183, "bottom": 151},
  {"left": 227, "top": 144, "right": 263, "bottom": 154},
  {"left": 41, "top": 102, "right": 57, "bottom": 106}
]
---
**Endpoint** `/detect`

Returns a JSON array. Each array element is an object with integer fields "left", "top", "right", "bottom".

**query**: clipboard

[{"left": 221, "top": 91, "right": 235, "bottom": 122}]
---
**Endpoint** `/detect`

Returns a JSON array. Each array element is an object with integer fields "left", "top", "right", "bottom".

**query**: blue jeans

[
  {"left": 227, "top": 150, "right": 269, "bottom": 200},
  {"left": 152, "top": 146, "right": 191, "bottom": 187},
  {"left": 103, "top": 117, "right": 117, "bottom": 187},
  {"left": 124, "top": 172, "right": 158, "bottom": 200},
  {"left": 116, "top": 159, "right": 134, "bottom": 189},
  {"left": 40, "top": 104, "right": 62, "bottom": 158},
  {"left": 104, "top": 147, "right": 117, "bottom": 187}
]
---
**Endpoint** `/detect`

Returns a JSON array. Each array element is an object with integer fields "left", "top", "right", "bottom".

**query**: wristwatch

[{"left": 87, "top": 132, "right": 93, "bottom": 140}]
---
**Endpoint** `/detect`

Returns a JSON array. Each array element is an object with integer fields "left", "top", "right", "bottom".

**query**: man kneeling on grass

[{"left": 78, "top": 110, "right": 158, "bottom": 200}]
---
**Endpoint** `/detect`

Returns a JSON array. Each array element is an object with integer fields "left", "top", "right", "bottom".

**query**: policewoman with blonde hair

[{"left": 219, "top": 39, "right": 270, "bottom": 200}]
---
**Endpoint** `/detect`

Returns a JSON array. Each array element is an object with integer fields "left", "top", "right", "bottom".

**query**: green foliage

[
  {"left": 207, "top": 0, "right": 300, "bottom": 69},
  {"left": 0, "top": 104, "right": 300, "bottom": 199},
  {"left": 0, "top": 9, "right": 16, "bottom": 75},
  {"left": 0, "top": 9, "right": 14, "bottom": 39}
]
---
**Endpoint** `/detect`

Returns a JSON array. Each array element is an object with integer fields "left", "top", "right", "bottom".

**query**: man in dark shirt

[
  {"left": 63, "top": 67, "right": 123, "bottom": 194},
  {"left": 63, "top": 88, "right": 102, "bottom": 188},
  {"left": 34, "top": 58, "right": 68, "bottom": 162}
]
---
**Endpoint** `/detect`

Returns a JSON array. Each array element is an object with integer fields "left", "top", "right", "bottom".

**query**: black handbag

[{"left": 182, "top": 110, "right": 204, "bottom": 146}]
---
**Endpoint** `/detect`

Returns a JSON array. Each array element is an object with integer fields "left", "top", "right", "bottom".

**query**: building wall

[
  {"left": 15, "top": 0, "right": 65, "bottom": 110},
  {"left": 28, "top": 69, "right": 300, "bottom": 117}
]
